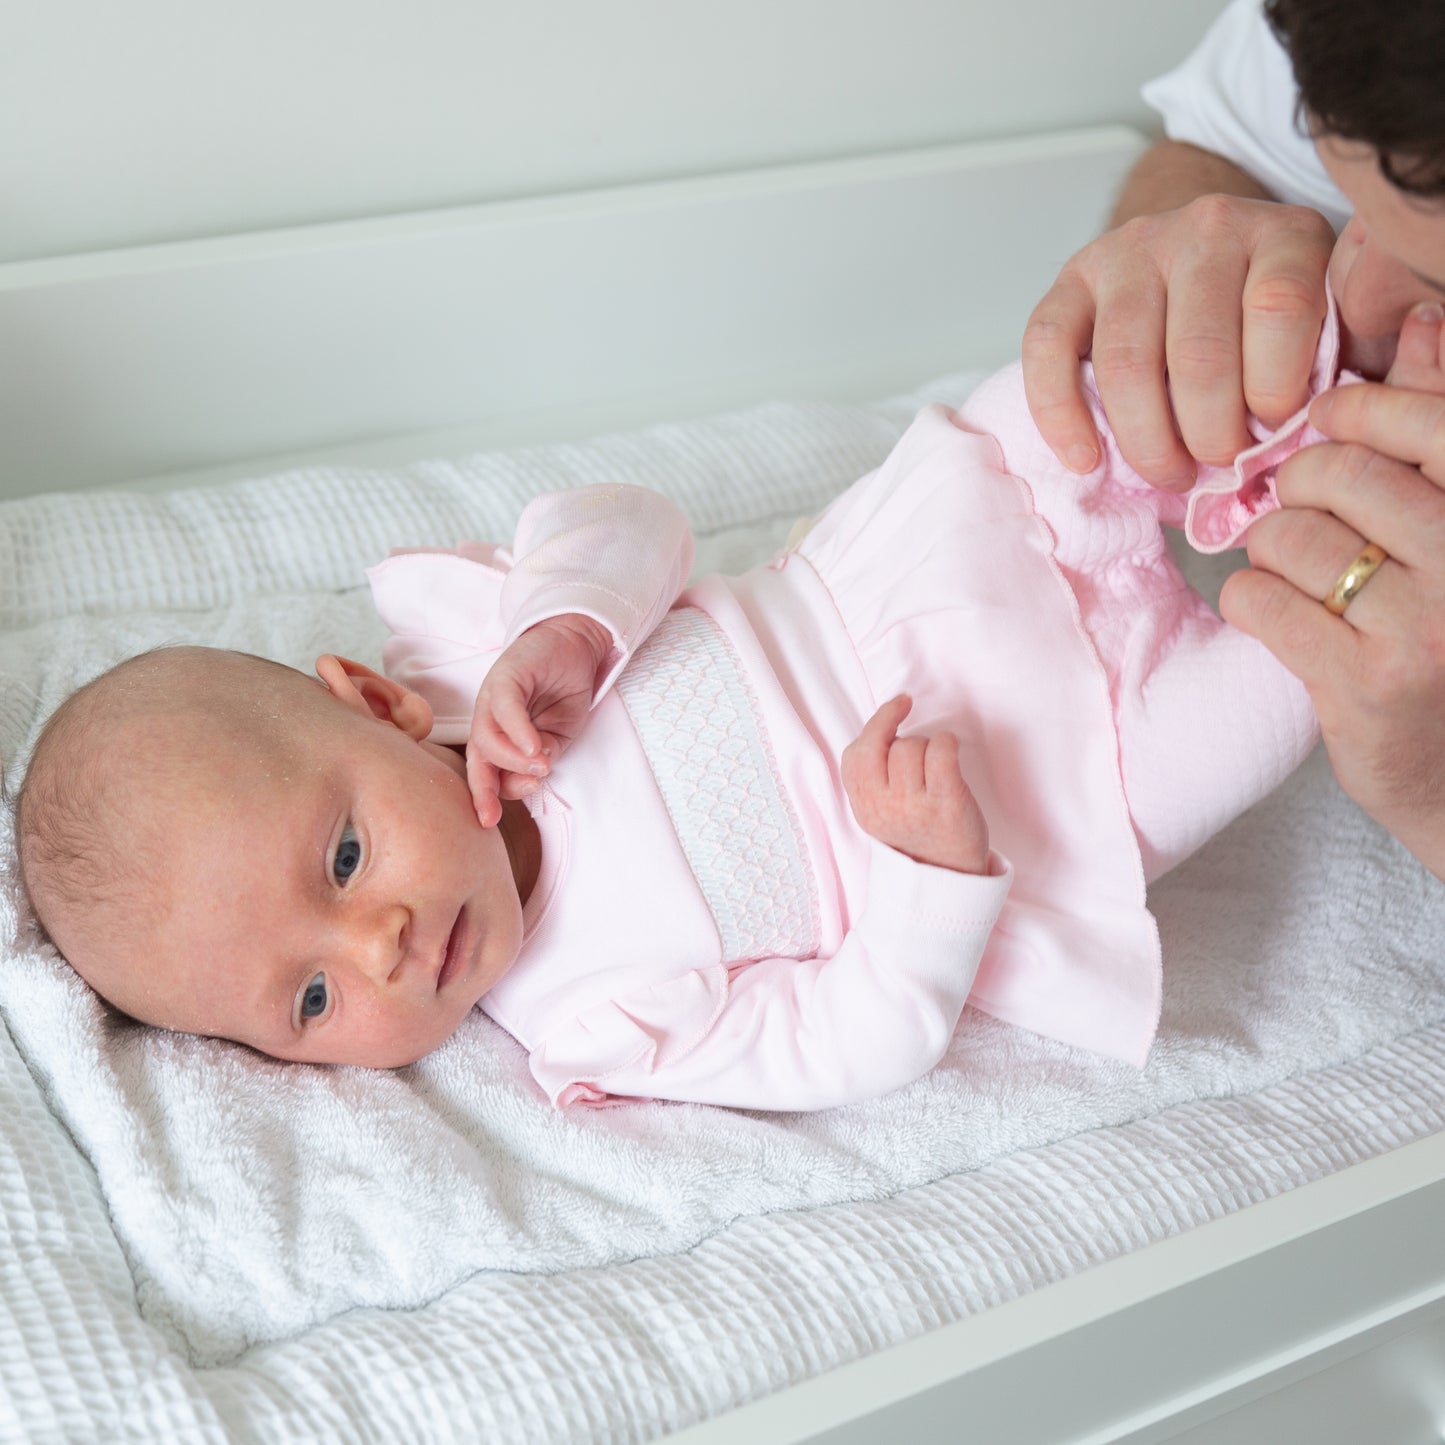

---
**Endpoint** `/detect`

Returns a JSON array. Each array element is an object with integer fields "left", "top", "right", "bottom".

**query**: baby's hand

[
  {"left": 468, "top": 613, "right": 612, "bottom": 827},
  {"left": 841, "top": 695, "right": 990, "bottom": 874}
]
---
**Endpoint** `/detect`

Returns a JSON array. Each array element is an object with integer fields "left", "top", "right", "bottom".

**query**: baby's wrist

[{"left": 534, "top": 612, "right": 612, "bottom": 663}]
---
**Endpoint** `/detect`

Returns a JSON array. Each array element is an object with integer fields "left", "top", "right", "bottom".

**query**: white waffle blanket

[{"left": 3, "top": 379, "right": 1444, "bottom": 1440}]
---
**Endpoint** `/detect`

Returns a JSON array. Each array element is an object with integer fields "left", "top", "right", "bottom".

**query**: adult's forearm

[{"left": 1107, "top": 139, "right": 1278, "bottom": 228}]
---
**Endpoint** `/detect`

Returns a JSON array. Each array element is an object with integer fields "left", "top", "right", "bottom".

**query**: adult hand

[
  {"left": 1023, "top": 192, "right": 1335, "bottom": 487},
  {"left": 467, "top": 613, "right": 612, "bottom": 827},
  {"left": 1219, "top": 305, "right": 1445, "bottom": 882},
  {"left": 841, "top": 695, "right": 990, "bottom": 875}
]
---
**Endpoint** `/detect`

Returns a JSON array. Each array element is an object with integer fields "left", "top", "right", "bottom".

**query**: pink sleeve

[
  {"left": 531, "top": 845, "right": 1013, "bottom": 1112},
  {"left": 367, "top": 484, "right": 695, "bottom": 741},
  {"left": 501, "top": 484, "right": 696, "bottom": 698}
]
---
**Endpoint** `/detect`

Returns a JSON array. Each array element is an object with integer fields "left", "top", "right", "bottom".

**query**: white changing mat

[{"left": 3, "top": 379, "right": 1444, "bottom": 1438}]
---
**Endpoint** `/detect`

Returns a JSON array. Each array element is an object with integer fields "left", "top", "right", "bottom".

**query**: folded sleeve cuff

[{"left": 862, "top": 840, "right": 1012, "bottom": 950}]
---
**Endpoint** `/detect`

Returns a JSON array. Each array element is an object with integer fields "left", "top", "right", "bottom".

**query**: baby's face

[{"left": 118, "top": 668, "right": 525, "bottom": 1067}]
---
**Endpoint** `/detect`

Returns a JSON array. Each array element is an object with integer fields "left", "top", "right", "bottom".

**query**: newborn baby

[{"left": 20, "top": 300, "right": 1414, "bottom": 1109}]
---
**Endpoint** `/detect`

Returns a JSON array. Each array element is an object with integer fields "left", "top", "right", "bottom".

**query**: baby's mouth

[{"left": 435, "top": 907, "right": 469, "bottom": 992}]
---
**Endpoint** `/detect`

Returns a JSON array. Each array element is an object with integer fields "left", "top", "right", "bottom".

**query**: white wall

[{"left": 4, "top": 0, "right": 1229, "bottom": 263}]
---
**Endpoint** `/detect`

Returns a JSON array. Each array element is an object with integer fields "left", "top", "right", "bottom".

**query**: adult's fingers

[
  {"left": 1242, "top": 504, "right": 1404, "bottom": 634},
  {"left": 1238, "top": 208, "right": 1332, "bottom": 426},
  {"left": 1218, "top": 564, "right": 1364, "bottom": 692},
  {"left": 1312, "top": 381, "right": 1445, "bottom": 488},
  {"left": 1022, "top": 272, "right": 1105, "bottom": 474},
  {"left": 1164, "top": 226, "right": 1252, "bottom": 466},
  {"left": 1274, "top": 435, "right": 1445, "bottom": 571},
  {"left": 1090, "top": 263, "right": 1194, "bottom": 487}
]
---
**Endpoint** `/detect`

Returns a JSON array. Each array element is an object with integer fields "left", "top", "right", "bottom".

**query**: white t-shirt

[{"left": 1142, "top": 0, "right": 1352, "bottom": 233}]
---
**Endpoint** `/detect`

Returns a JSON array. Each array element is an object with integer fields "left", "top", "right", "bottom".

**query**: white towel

[{"left": 2, "top": 377, "right": 1442, "bottom": 1369}]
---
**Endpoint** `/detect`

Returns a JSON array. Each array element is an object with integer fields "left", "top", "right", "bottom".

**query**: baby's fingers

[
  {"left": 498, "top": 769, "right": 544, "bottom": 801},
  {"left": 466, "top": 750, "right": 504, "bottom": 829},
  {"left": 922, "top": 731, "right": 965, "bottom": 796},
  {"left": 471, "top": 707, "right": 547, "bottom": 783},
  {"left": 842, "top": 694, "right": 911, "bottom": 789},
  {"left": 857, "top": 694, "right": 912, "bottom": 753},
  {"left": 885, "top": 735, "right": 929, "bottom": 793},
  {"left": 486, "top": 687, "right": 549, "bottom": 769}
]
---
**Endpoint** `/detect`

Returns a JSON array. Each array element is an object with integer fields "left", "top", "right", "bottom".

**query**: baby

[{"left": 21, "top": 299, "right": 1421, "bottom": 1111}]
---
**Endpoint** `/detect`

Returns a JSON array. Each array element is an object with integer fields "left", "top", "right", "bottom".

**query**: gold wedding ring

[{"left": 1323, "top": 542, "right": 1389, "bottom": 617}]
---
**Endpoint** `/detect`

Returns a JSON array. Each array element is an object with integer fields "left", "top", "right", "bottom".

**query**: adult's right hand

[{"left": 1022, "top": 192, "right": 1336, "bottom": 488}]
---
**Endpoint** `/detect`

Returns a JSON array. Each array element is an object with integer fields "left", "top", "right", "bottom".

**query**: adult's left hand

[{"left": 1219, "top": 312, "right": 1445, "bottom": 882}]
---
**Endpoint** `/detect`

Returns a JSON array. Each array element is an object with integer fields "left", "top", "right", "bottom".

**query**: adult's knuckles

[
  {"left": 1329, "top": 440, "right": 1400, "bottom": 500},
  {"left": 1110, "top": 210, "right": 1176, "bottom": 256},
  {"left": 1236, "top": 195, "right": 1334, "bottom": 246},
  {"left": 1274, "top": 441, "right": 1369, "bottom": 508},
  {"left": 1261, "top": 504, "right": 1337, "bottom": 566},
  {"left": 1090, "top": 339, "right": 1164, "bottom": 388},
  {"left": 1118, "top": 433, "right": 1192, "bottom": 482},
  {"left": 1178, "top": 193, "right": 1254, "bottom": 243},
  {"left": 1021, "top": 312, "right": 1087, "bottom": 374},
  {"left": 1242, "top": 269, "right": 1326, "bottom": 324},
  {"left": 1166, "top": 327, "right": 1242, "bottom": 381},
  {"left": 1407, "top": 391, "right": 1445, "bottom": 461},
  {"left": 1246, "top": 376, "right": 1311, "bottom": 427}
]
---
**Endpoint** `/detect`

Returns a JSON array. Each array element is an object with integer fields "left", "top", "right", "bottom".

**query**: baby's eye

[
  {"left": 297, "top": 973, "right": 329, "bottom": 1024},
  {"left": 332, "top": 823, "right": 363, "bottom": 884}
]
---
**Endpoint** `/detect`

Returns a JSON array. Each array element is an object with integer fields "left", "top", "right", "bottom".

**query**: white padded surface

[{"left": 2, "top": 377, "right": 1443, "bottom": 1441}]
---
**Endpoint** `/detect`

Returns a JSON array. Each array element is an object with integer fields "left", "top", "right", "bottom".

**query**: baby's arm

[
  {"left": 552, "top": 840, "right": 1011, "bottom": 1112},
  {"left": 468, "top": 484, "right": 695, "bottom": 824},
  {"left": 543, "top": 698, "right": 1005, "bottom": 1111}
]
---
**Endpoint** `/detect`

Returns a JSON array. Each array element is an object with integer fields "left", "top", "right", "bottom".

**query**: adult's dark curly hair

[{"left": 1265, "top": 0, "right": 1445, "bottom": 198}]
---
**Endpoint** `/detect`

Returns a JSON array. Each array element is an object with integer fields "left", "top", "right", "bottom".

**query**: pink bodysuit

[{"left": 368, "top": 334, "right": 1336, "bottom": 1111}]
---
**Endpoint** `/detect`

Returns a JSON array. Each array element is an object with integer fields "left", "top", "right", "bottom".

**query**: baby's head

[{"left": 16, "top": 647, "right": 527, "bottom": 1067}]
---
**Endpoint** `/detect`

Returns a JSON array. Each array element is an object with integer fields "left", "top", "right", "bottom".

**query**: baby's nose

[{"left": 348, "top": 903, "right": 412, "bottom": 985}]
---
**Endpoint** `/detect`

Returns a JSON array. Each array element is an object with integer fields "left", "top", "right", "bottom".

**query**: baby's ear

[{"left": 315, "top": 655, "right": 433, "bottom": 741}]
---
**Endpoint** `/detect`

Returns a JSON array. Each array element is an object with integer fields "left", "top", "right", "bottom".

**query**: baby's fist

[
  {"left": 467, "top": 613, "right": 611, "bottom": 827},
  {"left": 841, "top": 695, "right": 990, "bottom": 874}
]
